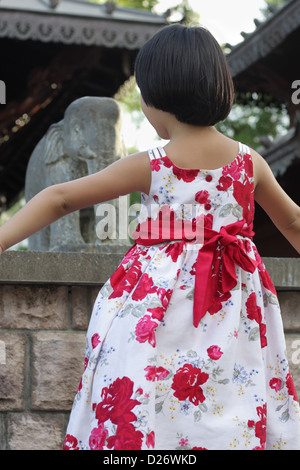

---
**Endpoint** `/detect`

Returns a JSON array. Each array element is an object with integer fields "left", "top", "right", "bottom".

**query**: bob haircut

[{"left": 135, "top": 24, "right": 235, "bottom": 127}]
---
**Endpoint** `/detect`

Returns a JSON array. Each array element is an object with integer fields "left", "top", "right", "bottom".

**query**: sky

[
  {"left": 121, "top": 0, "right": 267, "bottom": 150},
  {"left": 155, "top": 0, "right": 267, "bottom": 45}
]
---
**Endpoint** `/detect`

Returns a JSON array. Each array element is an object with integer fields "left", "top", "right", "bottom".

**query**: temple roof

[
  {"left": 0, "top": 0, "right": 167, "bottom": 48},
  {"left": 227, "top": 0, "right": 300, "bottom": 178},
  {"left": 227, "top": 0, "right": 300, "bottom": 109}
]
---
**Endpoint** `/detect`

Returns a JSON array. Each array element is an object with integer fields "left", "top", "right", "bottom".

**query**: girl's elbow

[{"left": 45, "top": 184, "right": 69, "bottom": 218}]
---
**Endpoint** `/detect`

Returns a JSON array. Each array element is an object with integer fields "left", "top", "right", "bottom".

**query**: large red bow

[
  {"left": 133, "top": 218, "right": 257, "bottom": 327},
  {"left": 192, "top": 219, "right": 257, "bottom": 327}
]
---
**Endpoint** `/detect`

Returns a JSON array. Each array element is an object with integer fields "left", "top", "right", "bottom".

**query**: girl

[{"left": 1, "top": 24, "right": 300, "bottom": 450}]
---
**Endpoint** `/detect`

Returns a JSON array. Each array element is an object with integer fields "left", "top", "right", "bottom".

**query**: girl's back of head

[{"left": 135, "top": 24, "right": 235, "bottom": 127}]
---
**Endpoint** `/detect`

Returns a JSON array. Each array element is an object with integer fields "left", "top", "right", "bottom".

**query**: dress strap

[
  {"left": 148, "top": 147, "right": 163, "bottom": 161},
  {"left": 239, "top": 142, "right": 251, "bottom": 155}
]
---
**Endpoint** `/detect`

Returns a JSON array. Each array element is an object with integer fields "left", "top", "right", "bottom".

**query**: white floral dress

[{"left": 63, "top": 143, "right": 300, "bottom": 450}]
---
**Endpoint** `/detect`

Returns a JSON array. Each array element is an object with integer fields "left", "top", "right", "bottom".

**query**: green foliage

[
  {"left": 261, "top": 0, "right": 287, "bottom": 16},
  {"left": 217, "top": 104, "right": 289, "bottom": 150},
  {"left": 85, "top": 0, "right": 160, "bottom": 10}
]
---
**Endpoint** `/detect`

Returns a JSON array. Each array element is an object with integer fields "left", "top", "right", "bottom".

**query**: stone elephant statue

[{"left": 25, "top": 96, "right": 129, "bottom": 252}]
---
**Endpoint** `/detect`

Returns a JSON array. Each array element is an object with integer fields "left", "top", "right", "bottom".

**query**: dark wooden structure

[
  {"left": 0, "top": 0, "right": 167, "bottom": 210},
  {"left": 227, "top": 0, "right": 300, "bottom": 256}
]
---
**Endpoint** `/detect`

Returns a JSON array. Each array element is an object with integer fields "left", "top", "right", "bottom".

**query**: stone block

[
  {"left": 278, "top": 291, "right": 300, "bottom": 332},
  {"left": 7, "top": 412, "right": 65, "bottom": 450},
  {"left": 285, "top": 334, "right": 300, "bottom": 397},
  {"left": 32, "top": 332, "right": 86, "bottom": 410},
  {"left": 0, "top": 332, "right": 26, "bottom": 411},
  {"left": 0, "top": 285, "right": 68, "bottom": 330},
  {"left": 71, "top": 286, "right": 89, "bottom": 330},
  {"left": 0, "top": 413, "right": 5, "bottom": 450}
]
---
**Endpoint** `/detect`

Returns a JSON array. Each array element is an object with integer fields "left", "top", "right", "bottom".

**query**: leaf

[
  {"left": 194, "top": 410, "right": 202, "bottom": 422},
  {"left": 280, "top": 409, "right": 290, "bottom": 423},
  {"left": 263, "top": 293, "right": 269, "bottom": 308},
  {"left": 219, "top": 203, "right": 233, "bottom": 217},
  {"left": 218, "top": 378, "right": 230, "bottom": 385},
  {"left": 187, "top": 350, "right": 198, "bottom": 358},
  {"left": 146, "top": 297, "right": 163, "bottom": 308},
  {"left": 199, "top": 403, "right": 208, "bottom": 412},
  {"left": 248, "top": 327, "right": 260, "bottom": 342},
  {"left": 267, "top": 293, "right": 279, "bottom": 305},
  {"left": 100, "top": 284, "right": 113, "bottom": 298},
  {"left": 131, "top": 304, "right": 147, "bottom": 317},
  {"left": 155, "top": 401, "right": 164, "bottom": 413},
  {"left": 186, "top": 289, "right": 194, "bottom": 301},
  {"left": 232, "top": 204, "right": 243, "bottom": 219}
]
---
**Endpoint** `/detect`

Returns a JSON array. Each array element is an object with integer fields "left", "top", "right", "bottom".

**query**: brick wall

[{"left": 0, "top": 252, "right": 300, "bottom": 450}]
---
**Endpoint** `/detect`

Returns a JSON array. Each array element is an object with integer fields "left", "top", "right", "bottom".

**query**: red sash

[{"left": 133, "top": 219, "right": 257, "bottom": 327}]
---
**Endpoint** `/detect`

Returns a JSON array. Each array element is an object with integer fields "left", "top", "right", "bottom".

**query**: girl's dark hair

[{"left": 135, "top": 24, "right": 235, "bottom": 127}]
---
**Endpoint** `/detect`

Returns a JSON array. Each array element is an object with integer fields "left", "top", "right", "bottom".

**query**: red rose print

[
  {"left": 223, "top": 159, "right": 241, "bottom": 180},
  {"left": 207, "top": 345, "right": 223, "bottom": 360},
  {"left": 147, "top": 307, "right": 165, "bottom": 322},
  {"left": 246, "top": 293, "right": 267, "bottom": 348},
  {"left": 135, "top": 315, "right": 158, "bottom": 347},
  {"left": 146, "top": 430, "right": 155, "bottom": 449},
  {"left": 269, "top": 377, "right": 282, "bottom": 392},
  {"left": 89, "top": 423, "right": 108, "bottom": 450},
  {"left": 248, "top": 405, "right": 267, "bottom": 449},
  {"left": 255, "top": 404, "right": 267, "bottom": 448},
  {"left": 96, "top": 376, "right": 141, "bottom": 425},
  {"left": 91, "top": 333, "right": 101, "bottom": 349},
  {"left": 144, "top": 365, "right": 170, "bottom": 381},
  {"left": 109, "top": 260, "right": 142, "bottom": 299},
  {"left": 246, "top": 293, "right": 261, "bottom": 322},
  {"left": 216, "top": 175, "right": 232, "bottom": 191},
  {"left": 107, "top": 423, "right": 143, "bottom": 450},
  {"left": 259, "top": 323, "right": 267, "bottom": 348},
  {"left": 132, "top": 273, "right": 157, "bottom": 301},
  {"left": 77, "top": 357, "right": 89, "bottom": 392},
  {"left": 165, "top": 241, "right": 184, "bottom": 262},
  {"left": 286, "top": 372, "right": 299, "bottom": 402},
  {"left": 192, "top": 447, "right": 207, "bottom": 450},
  {"left": 173, "top": 166, "right": 199, "bottom": 182},
  {"left": 195, "top": 190, "right": 210, "bottom": 205},
  {"left": 171, "top": 363, "right": 209, "bottom": 406},
  {"left": 151, "top": 159, "right": 161, "bottom": 172},
  {"left": 233, "top": 179, "right": 253, "bottom": 220},
  {"left": 158, "top": 287, "right": 173, "bottom": 309},
  {"left": 63, "top": 434, "right": 79, "bottom": 450}
]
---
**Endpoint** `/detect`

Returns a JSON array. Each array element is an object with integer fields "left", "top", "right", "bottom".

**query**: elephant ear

[{"left": 44, "top": 121, "right": 65, "bottom": 165}]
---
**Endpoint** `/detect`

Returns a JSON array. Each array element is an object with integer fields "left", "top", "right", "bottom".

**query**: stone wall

[{"left": 0, "top": 252, "right": 300, "bottom": 450}]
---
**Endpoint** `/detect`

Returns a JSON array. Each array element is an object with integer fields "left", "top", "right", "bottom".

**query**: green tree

[
  {"left": 261, "top": 0, "right": 287, "bottom": 16},
  {"left": 86, "top": 0, "right": 159, "bottom": 10},
  {"left": 218, "top": 0, "right": 290, "bottom": 148}
]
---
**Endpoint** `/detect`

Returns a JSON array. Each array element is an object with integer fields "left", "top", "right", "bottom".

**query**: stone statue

[{"left": 25, "top": 96, "right": 129, "bottom": 252}]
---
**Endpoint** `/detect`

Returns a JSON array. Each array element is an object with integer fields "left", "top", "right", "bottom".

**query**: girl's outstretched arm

[
  {"left": 0, "top": 151, "right": 151, "bottom": 254},
  {"left": 252, "top": 149, "right": 300, "bottom": 254}
]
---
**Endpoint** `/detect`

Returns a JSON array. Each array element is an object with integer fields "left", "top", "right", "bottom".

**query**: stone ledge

[
  {"left": 0, "top": 250, "right": 127, "bottom": 286},
  {"left": 0, "top": 251, "right": 299, "bottom": 289}
]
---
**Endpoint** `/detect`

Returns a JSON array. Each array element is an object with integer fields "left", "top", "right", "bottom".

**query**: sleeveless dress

[{"left": 63, "top": 142, "right": 300, "bottom": 450}]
